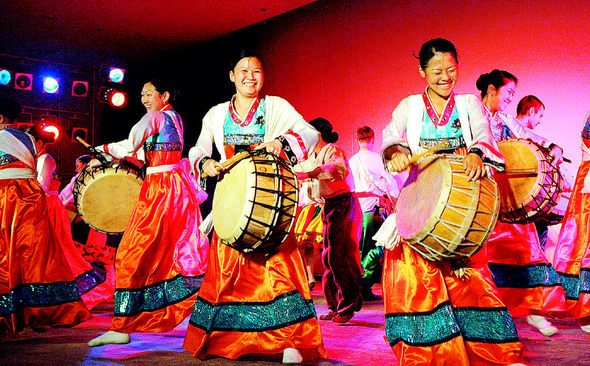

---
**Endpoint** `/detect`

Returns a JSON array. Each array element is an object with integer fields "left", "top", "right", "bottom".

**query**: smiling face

[
  {"left": 487, "top": 80, "right": 516, "bottom": 113},
  {"left": 419, "top": 51, "right": 458, "bottom": 101},
  {"left": 230, "top": 57, "right": 264, "bottom": 99},
  {"left": 140, "top": 82, "right": 169, "bottom": 111}
]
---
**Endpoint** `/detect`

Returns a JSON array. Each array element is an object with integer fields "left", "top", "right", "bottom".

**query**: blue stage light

[
  {"left": 0, "top": 69, "right": 11, "bottom": 86},
  {"left": 108, "top": 67, "right": 125, "bottom": 83},
  {"left": 43, "top": 77, "right": 59, "bottom": 94}
]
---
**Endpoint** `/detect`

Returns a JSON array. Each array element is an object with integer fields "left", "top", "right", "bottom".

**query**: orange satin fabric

[
  {"left": 383, "top": 243, "right": 523, "bottom": 365},
  {"left": 482, "top": 221, "right": 567, "bottom": 316},
  {"left": 552, "top": 160, "right": 590, "bottom": 319},
  {"left": 183, "top": 234, "right": 326, "bottom": 360},
  {"left": 111, "top": 158, "right": 208, "bottom": 333},
  {"left": 0, "top": 176, "right": 91, "bottom": 337}
]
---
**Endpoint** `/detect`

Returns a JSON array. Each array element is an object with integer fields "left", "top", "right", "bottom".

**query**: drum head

[
  {"left": 396, "top": 156, "right": 446, "bottom": 239},
  {"left": 76, "top": 165, "right": 143, "bottom": 234},
  {"left": 212, "top": 157, "right": 254, "bottom": 243},
  {"left": 495, "top": 139, "right": 540, "bottom": 211}
]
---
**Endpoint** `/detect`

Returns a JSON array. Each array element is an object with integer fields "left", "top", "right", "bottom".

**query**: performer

[
  {"left": 515, "top": 95, "right": 571, "bottom": 249},
  {"left": 294, "top": 117, "right": 363, "bottom": 323},
  {"left": 1, "top": 101, "right": 92, "bottom": 337},
  {"left": 477, "top": 71, "right": 567, "bottom": 336},
  {"left": 551, "top": 111, "right": 590, "bottom": 332},
  {"left": 349, "top": 125, "right": 404, "bottom": 301},
  {"left": 293, "top": 170, "right": 324, "bottom": 291},
  {"left": 28, "top": 126, "right": 108, "bottom": 309},
  {"left": 185, "top": 50, "right": 325, "bottom": 364},
  {"left": 380, "top": 39, "right": 524, "bottom": 365},
  {"left": 87, "top": 78, "right": 209, "bottom": 346}
]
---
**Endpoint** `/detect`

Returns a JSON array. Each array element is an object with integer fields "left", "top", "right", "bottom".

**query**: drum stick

[
  {"left": 75, "top": 136, "right": 109, "bottom": 166},
  {"left": 200, "top": 151, "right": 249, "bottom": 178},
  {"left": 408, "top": 150, "right": 435, "bottom": 164}
]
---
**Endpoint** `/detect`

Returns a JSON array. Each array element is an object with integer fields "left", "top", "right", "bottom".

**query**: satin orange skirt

[
  {"left": 183, "top": 234, "right": 326, "bottom": 361},
  {"left": 383, "top": 243, "right": 523, "bottom": 365},
  {"left": 0, "top": 178, "right": 91, "bottom": 337},
  {"left": 483, "top": 221, "right": 567, "bottom": 317},
  {"left": 111, "top": 167, "right": 209, "bottom": 333},
  {"left": 551, "top": 160, "right": 590, "bottom": 320},
  {"left": 45, "top": 194, "right": 108, "bottom": 309}
]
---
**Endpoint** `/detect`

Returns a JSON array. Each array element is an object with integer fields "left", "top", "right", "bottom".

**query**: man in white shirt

[{"left": 349, "top": 126, "right": 405, "bottom": 300}]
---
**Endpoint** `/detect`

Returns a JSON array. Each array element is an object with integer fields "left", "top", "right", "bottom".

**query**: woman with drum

[
  {"left": 87, "top": 78, "right": 209, "bottom": 347},
  {"left": 552, "top": 111, "right": 590, "bottom": 332},
  {"left": 476, "top": 70, "right": 567, "bottom": 337},
  {"left": 185, "top": 50, "right": 325, "bottom": 364},
  {"left": 0, "top": 103, "right": 92, "bottom": 337},
  {"left": 380, "top": 38, "right": 524, "bottom": 365},
  {"left": 294, "top": 117, "right": 363, "bottom": 324}
]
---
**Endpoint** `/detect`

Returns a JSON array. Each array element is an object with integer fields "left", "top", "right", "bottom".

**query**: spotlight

[
  {"left": 71, "top": 127, "right": 88, "bottom": 142},
  {"left": 14, "top": 73, "right": 33, "bottom": 90},
  {"left": 108, "top": 89, "right": 128, "bottom": 108},
  {"left": 43, "top": 77, "right": 60, "bottom": 94},
  {"left": 108, "top": 67, "right": 125, "bottom": 83},
  {"left": 39, "top": 116, "right": 63, "bottom": 142},
  {"left": 0, "top": 69, "right": 11, "bottom": 86},
  {"left": 72, "top": 81, "right": 88, "bottom": 97}
]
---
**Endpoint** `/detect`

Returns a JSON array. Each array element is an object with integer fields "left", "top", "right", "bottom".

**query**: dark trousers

[{"left": 321, "top": 192, "right": 363, "bottom": 316}]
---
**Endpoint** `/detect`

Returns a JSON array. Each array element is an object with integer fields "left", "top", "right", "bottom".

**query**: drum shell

[
  {"left": 494, "top": 139, "right": 561, "bottom": 224},
  {"left": 396, "top": 154, "right": 500, "bottom": 261},
  {"left": 212, "top": 153, "right": 298, "bottom": 254},
  {"left": 73, "top": 162, "right": 144, "bottom": 234}
]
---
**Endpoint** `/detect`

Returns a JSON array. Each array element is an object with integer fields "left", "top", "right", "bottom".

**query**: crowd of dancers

[{"left": 1, "top": 39, "right": 590, "bottom": 365}]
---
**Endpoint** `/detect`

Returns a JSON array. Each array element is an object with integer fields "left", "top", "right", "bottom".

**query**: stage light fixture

[
  {"left": 14, "top": 73, "right": 33, "bottom": 90},
  {"left": 108, "top": 89, "right": 128, "bottom": 108},
  {"left": 0, "top": 69, "right": 11, "bottom": 86},
  {"left": 43, "top": 77, "right": 60, "bottom": 94},
  {"left": 71, "top": 127, "right": 88, "bottom": 142},
  {"left": 72, "top": 81, "right": 88, "bottom": 97},
  {"left": 39, "top": 116, "right": 63, "bottom": 142},
  {"left": 108, "top": 67, "right": 125, "bottom": 83}
]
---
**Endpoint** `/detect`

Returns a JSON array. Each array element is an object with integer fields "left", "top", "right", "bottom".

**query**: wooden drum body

[
  {"left": 494, "top": 139, "right": 561, "bottom": 224},
  {"left": 212, "top": 152, "right": 298, "bottom": 254},
  {"left": 396, "top": 154, "right": 500, "bottom": 261},
  {"left": 73, "top": 162, "right": 144, "bottom": 234}
]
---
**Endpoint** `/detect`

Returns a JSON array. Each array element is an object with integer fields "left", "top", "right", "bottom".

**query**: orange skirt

[
  {"left": 383, "top": 243, "right": 523, "bottom": 365},
  {"left": 484, "top": 221, "right": 567, "bottom": 317},
  {"left": 111, "top": 168, "right": 209, "bottom": 333},
  {"left": 45, "top": 194, "right": 109, "bottom": 309},
  {"left": 0, "top": 178, "right": 91, "bottom": 337},
  {"left": 183, "top": 234, "right": 326, "bottom": 361},
  {"left": 551, "top": 160, "right": 590, "bottom": 320}
]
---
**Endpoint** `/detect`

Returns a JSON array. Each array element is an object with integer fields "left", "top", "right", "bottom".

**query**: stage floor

[{"left": 2, "top": 283, "right": 590, "bottom": 365}]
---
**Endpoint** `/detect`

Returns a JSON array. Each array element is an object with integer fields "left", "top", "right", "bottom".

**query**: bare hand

[
  {"left": 550, "top": 146, "right": 564, "bottom": 166},
  {"left": 88, "top": 158, "right": 104, "bottom": 169},
  {"left": 255, "top": 139, "right": 283, "bottom": 156},
  {"left": 386, "top": 153, "right": 410, "bottom": 172},
  {"left": 202, "top": 159, "right": 223, "bottom": 178},
  {"left": 464, "top": 153, "right": 485, "bottom": 181}
]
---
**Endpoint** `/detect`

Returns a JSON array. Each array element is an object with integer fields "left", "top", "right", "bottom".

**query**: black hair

[
  {"left": 0, "top": 100, "right": 22, "bottom": 122},
  {"left": 229, "top": 49, "right": 264, "bottom": 71},
  {"left": 144, "top": 76, "right": 176, "bottom": 102},
  {"left": 76, "top": 155, "right": 92, "bottom": 165},
  {"left": 417, "top": 38, "right": 458, "bottom": 69},
  {"left": 309, "top": 117, "right": 339, "bottom": 144},
  {"left": 475, "top": 69, "right": 518, "bottom": 98}
]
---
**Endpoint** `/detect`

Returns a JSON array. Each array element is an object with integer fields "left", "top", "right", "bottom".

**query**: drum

[
  {"left": 73, "top": 162, "right": 144, "bottom": 234},
  {"left": 212, "top": 151, "right": 298, "bottom": 254},
  {"left": 395, "top": 154, "right": 500, "bottom": 261},
  {"left": 538, "top": 192, "right": 570, "bottom": 226},
  {"left": 494, "top": 139, "right": 561, "bottom": 224}
]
